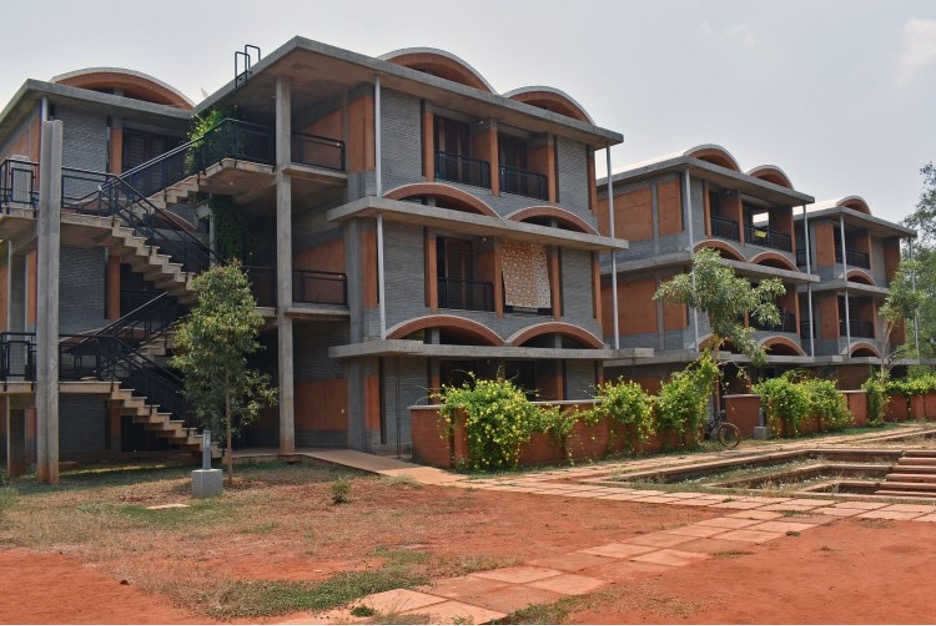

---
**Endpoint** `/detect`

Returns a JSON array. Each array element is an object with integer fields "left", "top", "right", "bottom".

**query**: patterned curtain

[{"left": 502, "top": 240, "right": 551, "bottom": 309}]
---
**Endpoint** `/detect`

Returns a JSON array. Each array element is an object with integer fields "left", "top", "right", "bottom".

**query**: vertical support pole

[
  {"left": 374, "top": 76, "right": 382, "bottom": 197},
  {"left": 36, "top": 119, "right": 62, "bottom": 484},
  {"left": 275, "top": 76, "right": 295, "bottom": 453},
  {"left": 683, "top": 168, "right": 700, "bottom": 352},
  {"left": 839, "top": 215, "right": 851, "bottom": 353},
  {"left": 377, "top": 214, "right": 387, "bottom": 340},
  {"left": 803, "top": 205, "right": 815, "bottom": 357},
  {"left": 909, "top": 237, "right": 920, "bottom": 356},
  {"left": 605, "top": 145, "right": 619, "bottom": 350},
  {"left": 6, "top": 404, "right": 25, "bottom": 478}
]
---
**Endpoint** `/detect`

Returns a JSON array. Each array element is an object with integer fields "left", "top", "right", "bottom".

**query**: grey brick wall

[
  {"left": 561, "top": 248, "right": 600, "bottom": 337},
  {"left": 294, "top": 321, "right": 349, "bottom": 381},
  {"left": 380, "top": 356, "right": 428, "bottom": 450},
  {"left": 380, "top": 89, "right": 423, "bottom": 192},
  {"left": 58, "top": 106, "right": 107, "bottom": 171},
  {"left": 60, "top": 396, "right": 106, "bottom": 455},
  {"left": 556, "top": 136, "right": 593, "bottom": 225},
  {"left": 383, "top": 222, "right": 427, "bottom": 329},
  {"left": 565, "top": 361, "right": 596, "bottom": 399},
  {"left": 59, "top": 247, "right": 106, "bottom": 334}
]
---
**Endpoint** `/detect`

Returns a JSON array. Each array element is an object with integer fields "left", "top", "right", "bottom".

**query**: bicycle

[{"left": 703, "top": 409, "right": 741, "bottom": 449}]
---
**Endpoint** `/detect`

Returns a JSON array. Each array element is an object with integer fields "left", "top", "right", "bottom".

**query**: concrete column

[
  {"left": 6, "top": 403, "right": 26, "bottom": 478},
  {"left": 275, "top": 76, "right": 295, "bottom": 453},
  {"left": 36, "top": 120, "right": 63, "bottom": 484}
]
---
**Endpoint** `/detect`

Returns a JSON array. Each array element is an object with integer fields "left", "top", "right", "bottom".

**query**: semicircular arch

[
  {"left": 506, "top": 322, "right": 605, "bottom": 349},
  {"left": 850, "top": 342, "right": 881, "bottom": 358},
  {"left": 750, "top": 251, "right": 799, "bottom": 272},
  {"left": 685, "top": 144, "right": 741, "bottom": 172},
  {"left": 380, "top": 47, "right": 494, "bottom": 92},
  {"left": 386, "top": 315, "right": 503, "bottom": 346},
  {"left": 502, "top": 86, "right": 594, "bottom": 124},
  {"left": 505, "top": 206, "right": 598, "bottom": 234},
  {"left": 759, "top": 336, "right": 807, "bottom": 356},
  {"left": 695, "top": 240, "right": 745, "bottom": 262},
  {"left": 51, "top": 67, "right": 193, "bottom": 108},
  {"left": 384, "top": 183, "right": 498, "bottom": 218}
]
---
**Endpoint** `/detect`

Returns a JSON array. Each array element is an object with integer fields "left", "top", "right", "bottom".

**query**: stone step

[
  {"left": 899, "top": 457, "right": 936, "bottom": 466},
  {"left": 885, "top": 473, "right": 936, "bottom": 484},
  {"left": 875, "top": 489, "right": 936, "bottom": 499},
  {"left": 889, "top": 464, "right": 936, "bottom": 473},
  {"left": 875, "top": 481, "right": 936, "bottom": 492},
  {"left": 901, "top": 450, "right": 936, "bottom": 458}
]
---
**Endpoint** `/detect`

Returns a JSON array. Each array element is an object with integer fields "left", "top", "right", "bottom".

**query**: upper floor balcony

[
  {"left": 834, "top": 245, "right": 871, "bottom": 270},
  {"left": 708, "top": 216, "right": 792, "bottom": 253},
  {"left": 434, "top": 151, "right": 490, "bottom": 189}
]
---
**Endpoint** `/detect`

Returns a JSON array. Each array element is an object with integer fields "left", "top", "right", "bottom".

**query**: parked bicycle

[{"left": 703, "top": 409, "right": 741, "bottom": 449}]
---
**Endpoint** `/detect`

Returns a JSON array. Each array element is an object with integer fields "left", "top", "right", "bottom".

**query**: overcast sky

[{"left": 2, "top": 0, "right": 934, "bottom": 224}]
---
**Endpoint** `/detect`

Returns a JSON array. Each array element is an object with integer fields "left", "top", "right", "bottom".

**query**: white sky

[{"left": 2, "top": 0, "right": 934, "bottom": 224}]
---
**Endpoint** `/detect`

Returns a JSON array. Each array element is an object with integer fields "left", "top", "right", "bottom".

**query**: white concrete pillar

[
  {"left": 36, "top": 120, "right": 63, "bottom": 484},
  {"left": 275, "top": 76, "right": 295, "bottom": 453}
]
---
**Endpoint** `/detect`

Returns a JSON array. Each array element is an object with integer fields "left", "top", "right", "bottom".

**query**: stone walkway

[{"left": 276, "top": 426, "right": 936, "bottom": 624}]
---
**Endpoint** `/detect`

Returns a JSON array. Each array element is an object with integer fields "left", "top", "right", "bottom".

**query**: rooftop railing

[
  {"left": 834, "top": 247, "right": 871, "bottom": 270},
  {"left": 710, "top": 215, "right": 740, "bottom": 242},
  {"left": 744, "top": 224, "right": 792, "bottom": 252}
]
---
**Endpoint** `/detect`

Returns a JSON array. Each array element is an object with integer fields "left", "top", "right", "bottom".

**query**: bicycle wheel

[{"left": 717, "top": 423, "right": 741, "bottom": 449}]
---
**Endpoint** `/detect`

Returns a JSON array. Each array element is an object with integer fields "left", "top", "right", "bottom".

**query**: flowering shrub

[
  {"left": 435, "top": 375, "right": 547, "bottom": 471},
  {"left": 755, "top": 372, "right": 853, "bottom": 436},
  {"left": 886, "top": 372, "right": 936, "bottom": 397},
  {"left": 583, "top": 378, "right": 656, "bottom": 453},
  {"left": 655, "top": 356, "right": 720, "bottom": 445}
]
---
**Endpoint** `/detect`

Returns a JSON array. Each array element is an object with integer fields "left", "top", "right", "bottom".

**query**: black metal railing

[
  {"left": 834, "top": 246, "right": 871, "bottom": 269},
  {"left": 751, "top": 311, "right": 797, "bottom": 333},
  {"left": 710, "top": 215, "right": 740, "bottom": 242},
  {"left": 744, "top": 224, "right": 792, "bottom": 252},
  {"left": 435, "top": 152, "right": 491, "bottom": 189},
  {"left": 840, "top": 319, "right": 875, "bottom": 339},
  {"left": 0, "top": 331, "right": 194, "bottom": 428},
  {"left": 796, "top": 249, "right": 808, "bottom": 267},
  {"left": 243, "top": 266, "right": 348, "bottom": 307},
  {"left": 0, "top": 158, "right": 38, "bottom": 210},
  {"left": 292, "top": 133, "right": 345, "bottom": 171},
  {"left": 438, "top": 278, "right": 495, "bottom": 312},
  {"left": 499, "top": 165, "right": 548, "bottom": 200},
  {"left": 800, "top": 320, "right": 814, "bottom": 339},
  {"left": 93, "top": 292, "right": 184, "bottom": 353}
]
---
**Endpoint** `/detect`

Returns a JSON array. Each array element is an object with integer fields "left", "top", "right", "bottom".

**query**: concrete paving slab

[
  {"left": 879, "top": 504, "right": 936, "bottom": 514},
  {"left": 748, "top": 520, "right": 817, "bottom": 533},
  {"left": 577, "top": 558, "right": 672, "bottom": 582},
  {"left": 358, "top": 589, "right": 448, "bottom": 613},
  {"left": 712, "top": 529, "right": 785, "bottom": 543},
  {"left": 472, "top": 565, "right": 564, "bottom": 584},
  {"left": 527, "top": 573, "right": 607, "bottom": 596},
  {"left": 661, "top": 524, "right": 728, "bottom": 538},
  {"left": 458, "top": 585, "right": 565, "bottom": 614},
  {"left": 758, "top": 503, "right": 825, "bottom": 512},
  {"left": 811, "top": 507, "right": 863, "bottom": 517},
  {"left": 627, "top": 532, "right": 695, "bottom": 548},
  {"left": 631, "top": 548, "right": 710, "bottom": 567},
  {"left": 857, "top": 510, "right": 923, "bottom": 521},
  {"left": 404, "top": 599, "right": 506, "bottom": 625},
  {"left": 526, "top": 551, "right": 617, "bottom": 572},
  {"left": 420, "top": 575, "right": 510, "bottom": 600},
  {"left": 673, "top": 537, "right": 760, "bottom": 555},
  {"left": 631, "top": 496, "right": 681, "bottom": 503},
  {"left": 696, "top": 517, "right": 762, "bottom": 529},
  {"left": 829, "top": 501, "right": 889, "bottom": 510},
  {"left": 725, "top": 510, "right": 783, "bottom": 520},
  {"left": 578, "top": 542, "right": 659, "bottom": 559},
  {"left": 710, "top": 500, "right": 768, "bottom": 510},
  {"left": 912, "top": 513, "right": 936, "bottom": 523}
]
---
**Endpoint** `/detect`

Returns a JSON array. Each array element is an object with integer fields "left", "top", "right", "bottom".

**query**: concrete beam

[
  {"left": 329, "top": 340, "right": 652, "bottom": 361},
  {"left": 327, "top": 196, "right": 627, "bottom": 252}
]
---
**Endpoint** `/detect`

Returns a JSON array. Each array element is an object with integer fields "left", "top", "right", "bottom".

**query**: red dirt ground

[{"left": 1, "top": 489, "right": 934, "bottom": 624}]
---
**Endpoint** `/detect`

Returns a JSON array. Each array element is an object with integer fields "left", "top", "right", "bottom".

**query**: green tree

[
  {"left": 171, "top": 262, "right": 277, "bottom": 483},
  {"left": 879, "top": 259, "right": 923, "bottom": 377},
  {"left": 903, "top": 162, "right": 936, "bottom": 360},
  {"left": 654, "top": 247, "right": 786, "bottom": 366}
]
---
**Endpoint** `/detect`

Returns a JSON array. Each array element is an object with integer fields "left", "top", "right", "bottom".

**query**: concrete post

[
  {"left": 275, "top": 76, "right": 295, "bottom": 453},
  {"left": 4, "top": 400, "right": 26, "bottom": 477},
  {"left": 605, "top": 145, "right": 619, "bottom": 350},
  {"left": 683, "top": 168, "right": 700, "bottom": 351},
  {"left": 839, "top": 215, "right": 851, "bottom": 353},
  {"left": 36, "top": 120, "right": 62, "bottom": 485}
]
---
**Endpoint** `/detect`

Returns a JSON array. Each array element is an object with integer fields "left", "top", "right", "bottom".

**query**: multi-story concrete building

[
  {"left": 794, "top": 195, "right": 916, "bottom": 386},
  {"left": 0, "top": 38, "right": 637, "bottom": 478},
  {"left": 597, "top": 144, "right": 916, "bottom": 392}
]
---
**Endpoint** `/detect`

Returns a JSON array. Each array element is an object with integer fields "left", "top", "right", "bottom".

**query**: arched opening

[
  {"left": 850, "top": 342, "right": 881, "bottom": 358},
  {"left": 845, "top": 269, "right": 876, "bottom": 286},
  {"left": 385, "top": 183, "right": 498, "bottom": 217},
  {"left": 508, "top": 323, "right": 605, "bottom": 349},
  {"left": 503, "top": 86, "right": 594, "bottom": 124},
  {"left": 388, "top": 315, "right": 503, "bottom": 346},
  {"left": 761, "top": 337, "right": 806, "bottom": 356},
  {"left": 747, "top": 165, "right": 794, "bottom": 189},
  {"left": 507, "top": 207, "right": 597, "bottom": 234},
  {"left": 380, "top": 48, "right": 494, "bottom": 93},
  {"left": 686, "top": 145, "right": 742, "bottom": 172},
  {"left": 752, "top": 252, "right": 799, "bottom": 272},
  {"left": 51, "top": 68, "right": 193, "bottom": 108},
  {"left": 838, "top": 196, "right": 872, "bottom": 215},
  {"left": 695, "top": 240, "right": 745, "bottom": 262}
]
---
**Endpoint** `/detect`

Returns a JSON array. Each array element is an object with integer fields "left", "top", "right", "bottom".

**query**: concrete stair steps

[
  {"left": 874, "top": 481, "right": 936, "bottom": 492},
  {"left": 884, "top": 473, "right": 936, "bottom": 484},
  {"left": 889, "top": 464, "right": 936, "bottom": 473},
  {"left": 874, "top": 489, "right": 936, "bottom": 499},
  {"left": 899, "top": 450, "right": 936, "bottom": 458}
]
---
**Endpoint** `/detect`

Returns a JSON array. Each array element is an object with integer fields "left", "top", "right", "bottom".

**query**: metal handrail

[
  {"left": 840, "top": 319, "right": 875, "bottom": 339},
  {"left": 438, "top": 278, "right": 495, "bottom": 312},
  {"left": 751, "top": 311, "right": 797, "bottom": 333},
  {"left": 744, "top": 224, "right": 792, "bottom": 252},
  {"left": 499, "top": 164, "right": 548, "bottom": 200},
  {"left": 292, "top": 133, "right": 345, "bottom": 171},
  {"left": 243, "top": 266, "right": 349, "bottom": 307},
  {"left": 710, "top": 215, "right": 740, "bottom": 242},
  {"left": 0, "top": 158, "right": 39, "bottom": 210},
  {"left": 834, "top": 247, "right": 871, "bottom": 270},
  {"left": 435, "top": 151, "right": 491, "bottom": 189}
]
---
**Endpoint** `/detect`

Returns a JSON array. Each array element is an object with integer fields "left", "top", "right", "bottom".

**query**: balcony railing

[
  {"left": 710, "top": 215, "right": 740, "bottom": 242},
  {"left": 291, "top": 133, "right": 345, "bottom": 171},
  {"left": 744, "top": 224, "right": 792, "bottom": 252},
  {"left": 796, "top": 249, "right": 808, "bottom": 267},
  {"left": 751, "top": 311, "right": 797, "bottom": 333},
  {"left": 499, "top": 165, "right": 548, "bottom": 201},
  {"left": 834, "top": 247, "right": 871, "bottom": 270},
  {"left": 0, "top": 158, "right": 38, "bottom": 210},
  {"left": 800, "top": 320, "right": 814, "bottom": 339},
  {"left": 435, "top": 151, "right": 491, "bottom": 189},
  {"left": 438, "top": 278, "right": 494, "bottom": 312},
  {"left": 243, "top": 266, "right": 348, "bottom": 307},
  {"left": 840, "top": 319, "right": 875, "bottom": 339}
]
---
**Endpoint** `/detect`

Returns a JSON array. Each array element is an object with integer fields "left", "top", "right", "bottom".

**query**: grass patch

[
  {"left": 199, "top": 569, "right": 429, "bottom": 619},
  {"left": 713, "top": 550, "right": 753, "bottom": 559},
  {"left": 498, "top": 597, "right": 580, "bottom": 624}
]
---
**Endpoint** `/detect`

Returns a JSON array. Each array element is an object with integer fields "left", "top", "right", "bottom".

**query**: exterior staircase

[
  {"left": 108, "top": 385, "right": 219, "bottom": 457},
  {"left": 876, "top": 450, "right": 936, "bottom": 498}
]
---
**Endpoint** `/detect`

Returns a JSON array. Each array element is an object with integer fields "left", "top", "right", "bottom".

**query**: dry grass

[{"left": 0, "top": 462, "right": 512, "bottom": 618}]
